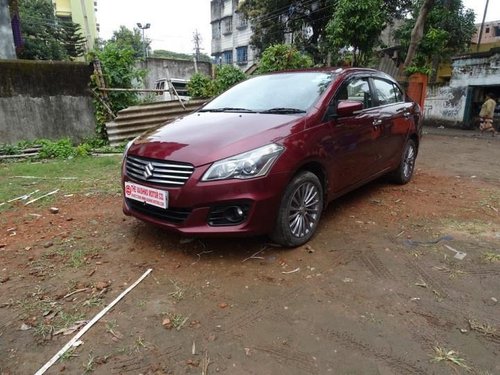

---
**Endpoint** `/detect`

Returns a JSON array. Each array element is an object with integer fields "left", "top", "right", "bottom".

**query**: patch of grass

[
  {"left": 482, "top": 252, "right": 500, "bottom": 263},
  {"left": 166, "top": 312, "right": 189, "bottom": 331},
  {"left": 131, "top": 336, "right": 150, "bottom": 353},
  {"left": 58, "top": 310, "right": 85, "bottom": 329},
  {"left": 433, "top": 265, "right": 467, "bottom": 279},
  {"left": 479, "top": 190, "right": 500, "bottom": 212},
  {"left": 60, "top": 347, "right": 79, "bottom": 361},
  {"left": 83, "top": 353, "right": 95, "bottom": 374},
  {"left": 430, "top": 346, "right": 471, "bottom": 371},
  {"left": 469, "top": 319, "right": 497, "bottom": 336},
  {"left": 168, "top": 280, "right": 185, "bottom": 302},
  {"left": 68, "top": 248, "right": 99, "bottom": 268},
  {"left": 33, "top": 321, "right": 54, "bottom": 340},
  {"left": 0, "top": 156, "right": 122, "bottom": 209},
  {"left": 83, "top": 295, "right": 104, "bottom": 308},
  {"left": 17, "top": 288, "right": 54, "bottom": 319},
  {"left": 105, "top": 320, "right": 117, "bottom": 333},
  {"left": 440, "top": 219, "right": 492, "bottom": 236},
  {"left": 69, "top": 249, "right": 87, "bottom": 268}
]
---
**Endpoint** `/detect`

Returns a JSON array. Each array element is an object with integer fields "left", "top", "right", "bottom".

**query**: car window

[
  {"left": 373, "top": 79, "right": 402, "bottom": 106},
  {"left": 336, "top": 78, "right": 373, "bottom": 109}
]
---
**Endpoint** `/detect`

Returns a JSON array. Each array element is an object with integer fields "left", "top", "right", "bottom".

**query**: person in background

[{"left": 479, "top": 92, "right": 497, "bottom": 137}]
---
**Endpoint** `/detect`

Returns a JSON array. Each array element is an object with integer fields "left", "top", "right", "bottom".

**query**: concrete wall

[
  {"left": 0, "top": 0, "right": 15, "bottom": 59},
  {"left": 0, "top": 60, "right": 96, "bottom": 144},
  {"left": 138, "top": 57, "right": 212, "bottom": 90},
  {"left": 423, "top": 85, "right": 467, "bottom": 124}
]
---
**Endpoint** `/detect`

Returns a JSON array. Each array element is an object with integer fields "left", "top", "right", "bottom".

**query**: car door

[
  {"left": 326, "top": 76, "right": 383, "bottom": 193},
  {"left": 371, "top": 78, "right": 413, "bottom": 170}
]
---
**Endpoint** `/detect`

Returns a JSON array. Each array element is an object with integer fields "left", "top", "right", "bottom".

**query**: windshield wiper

[
  {"left": 199, "top": 107, "right": 256, "bottom": 113},
  {"left": 260, "top": 107, "right": 306, "bottom": 114}
]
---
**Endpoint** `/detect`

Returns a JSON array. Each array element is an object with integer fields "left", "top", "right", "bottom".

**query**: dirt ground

[{"left": 1, "top": 132, "right": 499, "bottom": 375}]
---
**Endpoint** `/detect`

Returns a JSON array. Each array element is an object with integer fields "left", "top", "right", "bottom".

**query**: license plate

[{"left": 124, "top": 182, "right": 168, "bottom": 209}]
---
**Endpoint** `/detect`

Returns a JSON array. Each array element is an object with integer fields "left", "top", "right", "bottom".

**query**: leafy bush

[
  {"left": 0, "top": 143, "right": 21, "bottom": 156},
  {"left": 187, "top": 73, "right": 215, "bottom": 98},
  {"left": 38, "top": 139, "right": 80, "bottom": 159},
  {"left": 214, "top": 65, "right": 247, "bottom": 94},
  {"left": 0, "top": 138, "right": 126, "bottom": 162},
  {"left": 256, "top": 44, "right": 313, "bottom": 74},
  {"left": 186, "top": 66, "right": 246, "bottom": 99},
  {"left": 404, "top": 64, "right": 433, "bottom": 76},
  {"left": 90, "top": 42, "right": 146, "bottom": 142}
]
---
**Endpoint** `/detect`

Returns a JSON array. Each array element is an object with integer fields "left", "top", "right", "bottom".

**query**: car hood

[{"left": 128, "top": 112, "right": 303, "bottom": 166}]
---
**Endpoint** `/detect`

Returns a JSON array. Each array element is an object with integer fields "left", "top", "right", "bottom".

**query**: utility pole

[
  {"left": 137, "top": 22, "right": 151, "bottom": 59},
  {"left": 476, "top": 0, "right": 490, "bottom": 52},
  {"left": 192, "top": 29, "right": 202, "bottom": 62}
]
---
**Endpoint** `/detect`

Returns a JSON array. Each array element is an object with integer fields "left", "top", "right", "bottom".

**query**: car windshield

[{"left": 201, "top": 72, "right": 335, "bottom": 114}]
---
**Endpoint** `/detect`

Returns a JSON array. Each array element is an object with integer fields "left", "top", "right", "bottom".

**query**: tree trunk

[{"left": 399, "top": 0, "right": 434, "bottom": 78}]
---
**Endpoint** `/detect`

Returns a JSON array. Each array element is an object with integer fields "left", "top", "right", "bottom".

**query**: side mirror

[{"left": 337, "top": 100, "right": 364, "bottom": 117}]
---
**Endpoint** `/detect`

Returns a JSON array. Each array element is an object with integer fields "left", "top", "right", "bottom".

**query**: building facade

[
  {"left": 424, "top": 49, "right": 500, "bottom": 128},
  {"left": 473, "top": 20, "right": 500, "bottom": 46},
  {"left": 210, "top": 0, "right": 254, "bottom": 71},
  {"left": 52, "top": 0, "right": 98, "bottom": 52}
]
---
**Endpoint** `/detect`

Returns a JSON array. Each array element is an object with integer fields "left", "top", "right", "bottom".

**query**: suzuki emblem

[{"left": 144, "top": 162, "right": 154, "bottom": 179}]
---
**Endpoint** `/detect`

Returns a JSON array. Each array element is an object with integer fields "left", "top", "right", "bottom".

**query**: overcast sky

[
  {"left": 97, "top": 0, "right": 212, "bottom": 55},
  {"left": 96, "top": 0, "right": 499, "bottom": 56}
]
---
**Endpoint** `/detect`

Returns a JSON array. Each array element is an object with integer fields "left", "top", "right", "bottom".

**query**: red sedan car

[{"left": 122, "top": 68, "right": 422, "bottom": 246}]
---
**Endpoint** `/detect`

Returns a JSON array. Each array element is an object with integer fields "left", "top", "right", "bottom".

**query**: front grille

[
  {"left": 127, "top": 199, "right": 191, "bottom": 224},
  {"left": 126, "top": 156, "right": 194, "bottom": 186}
]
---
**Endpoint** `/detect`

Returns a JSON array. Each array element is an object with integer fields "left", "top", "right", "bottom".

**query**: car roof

[{"left": 261, "top": 67, "right": 396, "bottom": 83}]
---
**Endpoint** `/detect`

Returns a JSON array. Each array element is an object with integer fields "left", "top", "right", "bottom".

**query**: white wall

[{"left": 0, "top": 0, "right": 15, "bottom": 59}]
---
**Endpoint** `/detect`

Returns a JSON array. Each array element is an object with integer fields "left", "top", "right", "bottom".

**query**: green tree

[
  {"left": 239, "top": 0, "right": 414, "bottom": 64},
  {"left": 18, "top": 0, "right": 67, "bottom": 60},
  {"left": 395, "top": 0, "right": 475, "bottom": 81},
  {"left": 256, "top": 44, "right": 313, "bottom": 74},
  {"left": 326, "top": 0, "right": 387, "bottom": 67},
  {"left": 91, "top": 42, "right": 145, "bottom": 139},
  {"left": 239, "top": 0, "right": 336, "bottom": 64},
  {"left": 110, "top": 26, "right": 149, "bottom": 58},
  {"left": 60, "top": 22, "right": 87, "bottom": 60}
]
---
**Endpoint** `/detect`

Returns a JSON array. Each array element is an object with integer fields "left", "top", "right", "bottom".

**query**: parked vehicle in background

[
  {"left": 154, "top": 78, "right": 190, "bottom": 102},
  {"left": 123, "top": 68, "right": 422, "bottom": 247}
]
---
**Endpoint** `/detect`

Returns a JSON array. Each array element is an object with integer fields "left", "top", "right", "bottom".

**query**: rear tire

[
  {"left": 389, "top": 139, "right": 417, "bottom": 184},
  {"left": 270, "top": 171, "right": 323, "bottom": 247}
]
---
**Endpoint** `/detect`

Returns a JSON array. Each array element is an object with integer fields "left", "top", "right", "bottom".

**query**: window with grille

[{"left": 236, "top": 46, "right": 248, "bottom": 64}]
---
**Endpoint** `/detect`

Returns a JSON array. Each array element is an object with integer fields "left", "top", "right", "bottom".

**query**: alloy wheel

[{"left": 288, "top": 181, "right": 321, "bottom": 238}]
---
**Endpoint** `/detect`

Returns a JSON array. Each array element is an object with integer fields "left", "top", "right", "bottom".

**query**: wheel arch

[
  {"left": 409, "top": 133, "right": 419, "bottom": 153},
  {"left": 293, "top": 161, "right": 328, "bottom": 207}
]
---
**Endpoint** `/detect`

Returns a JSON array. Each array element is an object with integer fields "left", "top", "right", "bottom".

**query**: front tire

[
  {"left": 389, "top": 139, "right": 417, "bottom": 184},
  {"left": 270, "top": 171, "right": 323, "bottom": 247}
]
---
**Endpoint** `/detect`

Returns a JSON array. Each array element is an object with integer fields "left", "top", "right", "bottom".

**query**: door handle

[{"left": 373, "top": 119, "right": 382, "bottom": 126}]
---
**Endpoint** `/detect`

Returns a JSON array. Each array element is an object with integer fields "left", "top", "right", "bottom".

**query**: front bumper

[{"left": 122, "top": 160, "right": 290, "bottom": 237}]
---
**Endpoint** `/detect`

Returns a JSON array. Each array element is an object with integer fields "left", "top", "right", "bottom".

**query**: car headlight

[{"left": 202, "top": 144, "right": 284, "bottom": 181}]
